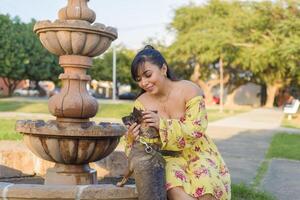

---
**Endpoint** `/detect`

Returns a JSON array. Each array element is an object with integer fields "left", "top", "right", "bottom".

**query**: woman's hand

[
  {"left": 142, "top": 110, "right": 160, "bottom": 129},
  {"left": 125, "top": 122, "right": 141, "bottom": 142}
]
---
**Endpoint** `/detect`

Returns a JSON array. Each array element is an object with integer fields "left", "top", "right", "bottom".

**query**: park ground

[{"left": 0, "top": 97, "right": 299, "bottom": 200}]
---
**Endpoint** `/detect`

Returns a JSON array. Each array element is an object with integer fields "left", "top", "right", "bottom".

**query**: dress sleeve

[
  {"left": 159, "top": 96, "right": 208, "bottom": 151},
  {"left": 124, "top": 100, "right": 145, "bottom": 156}
]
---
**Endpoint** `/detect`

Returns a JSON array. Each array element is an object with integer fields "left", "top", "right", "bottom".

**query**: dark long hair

[{"left": 131, "top": 45, "right": 178, "bottom": 96}]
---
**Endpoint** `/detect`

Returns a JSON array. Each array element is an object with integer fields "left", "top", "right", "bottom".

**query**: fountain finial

[{"left": 58, "top": 0, "right": 96, "bottom": 23}]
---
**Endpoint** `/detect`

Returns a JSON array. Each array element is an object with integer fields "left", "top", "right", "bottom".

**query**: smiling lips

[{"left": 145, "top": 85, "right": 154, "bottom": 91}]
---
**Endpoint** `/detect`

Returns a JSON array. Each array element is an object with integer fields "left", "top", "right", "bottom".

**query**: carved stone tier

[
  {"left": 16, "top": 120, "right": 125, "bottom": 185},
  {"left": 34, "top": 20, "right": 117, "bottom": 57},
  {"left": 48, "top": 55, "right": 97, "bottom": 119}
]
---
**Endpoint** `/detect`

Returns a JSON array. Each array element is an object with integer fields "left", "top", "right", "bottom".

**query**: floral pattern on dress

[{"left": 127, "top": 96, "right": 231, "bottom": 200}]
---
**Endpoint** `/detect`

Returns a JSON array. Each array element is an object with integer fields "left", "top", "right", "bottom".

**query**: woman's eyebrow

[{"left": 142, "top": 70, "right": 151, "bottom": 75}]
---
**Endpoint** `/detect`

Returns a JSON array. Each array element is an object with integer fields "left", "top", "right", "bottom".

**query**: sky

[{"left": 0, "top": 0, "right": 206, "bottom": 50}]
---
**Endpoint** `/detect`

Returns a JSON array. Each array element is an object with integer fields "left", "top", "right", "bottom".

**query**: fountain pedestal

[
  {"left": 15, "top": 0, "right": 125, "bottom": 186},
  {"left": 45, "top": 164, "right": 97, "bottom": 185}
]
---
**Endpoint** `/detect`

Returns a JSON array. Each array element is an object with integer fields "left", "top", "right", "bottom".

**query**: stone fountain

[{"left": 0, "top": 0, "right": 138, "bottom": 199}]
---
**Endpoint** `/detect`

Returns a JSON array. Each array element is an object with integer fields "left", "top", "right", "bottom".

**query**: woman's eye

[{"left": 145, "top": 73, "right": 151, "bottom": 78}]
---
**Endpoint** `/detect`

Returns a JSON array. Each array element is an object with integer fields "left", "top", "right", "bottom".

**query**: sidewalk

[{"left": 207, "top": 108, "right": 299, "bottom": 199}]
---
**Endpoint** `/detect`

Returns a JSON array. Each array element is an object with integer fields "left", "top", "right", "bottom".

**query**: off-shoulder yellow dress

[{"left": 126, "top": 96, "right": 231, "bottom": 200}]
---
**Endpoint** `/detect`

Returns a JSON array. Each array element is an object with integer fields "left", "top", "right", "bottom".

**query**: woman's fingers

[
  {"left": 126, "top": 123, "right": 137, "bottom": 136},
  {"left": 143, "top": 118, "right": 156, "bottom": 123},
  {"left": 142, "top": 113, "right": 153, "bottom": 120},
  {"left": 127, "top": 122, "right": 137, "bottom": 131},
  {"left": 132, "top": 124, "right": 141, "bottom": 137},
  {"left": 147, "top": 122, "right": 157, "bottom": 127}
]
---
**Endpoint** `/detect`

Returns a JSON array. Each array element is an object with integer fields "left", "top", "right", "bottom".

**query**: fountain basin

[
  {"left": 16, "top": 120, "right": 126, "bottom": 185},
  {"left": 34, "top": 20, "right": 117, "bottom": 57}
]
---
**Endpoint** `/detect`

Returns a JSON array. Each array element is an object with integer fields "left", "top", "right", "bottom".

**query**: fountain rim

[
  {"left": 33, "top": 20, "right": 118, "bottom": 40},
  {"left": 16, "top": 120, "right": 125, "bottom": 137}
]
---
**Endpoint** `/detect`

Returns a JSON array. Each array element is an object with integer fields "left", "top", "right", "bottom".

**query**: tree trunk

[
  {"left": 219, "top": 57, "right": 224, "bottom": 113},
  {"left": 190, "top": 63, "right": 201, "bottom": 83},
  {"left": 265, "top": 84, "right": 281, "bottom": 108},
  {"left": 225, "top": 86, "right": 239, "bottom": 107},
  {"left": 2, "top": 78, "right": 19, "bottom": 97},
  {"left": 190, "top": 63, "right": 214, "bottom": 105},
  {"left": 197, "top": 79, "right": 214, "bottom": 105},
  {"left": 35, "top": 80, "right": 46, "bottom": 97}
]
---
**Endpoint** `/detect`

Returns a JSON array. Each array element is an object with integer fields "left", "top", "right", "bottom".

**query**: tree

[
  {"left": 169, "top": 0, "right": 300, "bottom": 108},
  {"left": 89, "top": 46, "right": 137, "bottom": 92},
  {"left": 0, "top": 15, "right": 61, "bottom": 96},
  {"left": 236, "top": 1, "right": 300, "bottom": 107},
  {"left": 0, "top": 15, "right": 27, "bottom": 96},
  {"left": 168, "top": 0, "right": 242, "bottom": 106}
]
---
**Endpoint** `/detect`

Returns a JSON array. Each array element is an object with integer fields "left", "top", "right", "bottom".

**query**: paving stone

[
  {"left": 261, "top": 159, "right": 300, "bottom": 200},
  {"left": 222, "top": 157, "right": 262, "bottom": 185}
]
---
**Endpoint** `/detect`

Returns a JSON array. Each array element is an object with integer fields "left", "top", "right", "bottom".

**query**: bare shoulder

[
  {"left": 176, "top": 80, "right": 203, "bottom": 102},
  {"left": 136, "top": 92, "right": 152, "bottom": 106}
]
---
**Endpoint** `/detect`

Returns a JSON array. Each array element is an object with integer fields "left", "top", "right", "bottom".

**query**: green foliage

[
  {"left": 0, "top": 15, "right": 61, "bottom": 95},
  {"left": 90, "top": 46, "right": 137, "bottom": 89},
  {"left": 236, "top": 1, "right": 300, "bottom": 86},
  {"left": 168, "top": 0, "right": 300, "bottom": 105},
  {"left": 0, "top": 15, "right": 27, "bottom": 94}
]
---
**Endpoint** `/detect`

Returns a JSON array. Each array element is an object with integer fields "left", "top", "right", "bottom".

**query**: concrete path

[
  {"left": 207, "top": 108, "right": 300, "bottom": 200},
  {"left": 209, "top": 108, "right": 284, "bottom": 130}
]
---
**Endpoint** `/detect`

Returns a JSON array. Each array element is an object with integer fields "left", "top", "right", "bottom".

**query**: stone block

[
  {"left": 80, "top": 184, "right": 138, "bottom": 200},
  {"left": 6, "top": 184, "right": 77, "bottom": 200}
]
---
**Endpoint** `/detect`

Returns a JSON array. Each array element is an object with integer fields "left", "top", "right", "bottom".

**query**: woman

[{"left": 125, "top": 45, "right": 231, "bottom": 200}]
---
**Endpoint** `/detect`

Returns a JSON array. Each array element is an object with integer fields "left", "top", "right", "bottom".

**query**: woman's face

[{"left": 136, "top": 61, "right": 167, "bottom": 95}]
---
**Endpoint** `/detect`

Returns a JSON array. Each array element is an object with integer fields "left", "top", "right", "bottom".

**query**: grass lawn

[
  {"left": 96, "top": 103, "right": 133, "bottom": 118},
  {"left": 266, "top": 133, "right": 300, "bottom": 160},
  {"left": 281, "top": 112, "right": 300, "bottom": 129},
  {"left": 0, "top": 100, "right": 133, "bottom": 118},
  {"left": 232, "top": 184, "right": 275, "bottom": 200},
  {"left": 0, "top": 101, "right": 49, "bottom": 113},
  {"left": 0, "top": 119, "right": 22, "bottom": 140},
  {"left": 0, "top": 100, "right": 251, "bottom": 120}
]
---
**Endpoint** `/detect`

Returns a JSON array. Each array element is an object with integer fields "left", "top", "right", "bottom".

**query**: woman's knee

[
  {"left": 198, "top": 194, "right": 217, "bottom": 200},
  {"left": 167, "top": 187, "right": 217, "bottom": 200},
  {"left": 167, "top": 187, "right": 196, "bottom": 200}
]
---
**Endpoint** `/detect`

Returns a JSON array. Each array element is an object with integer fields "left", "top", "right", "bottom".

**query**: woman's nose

[{"left": 141, "top": 78, "right": 148, "bottom": 87}]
